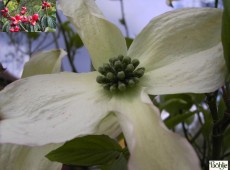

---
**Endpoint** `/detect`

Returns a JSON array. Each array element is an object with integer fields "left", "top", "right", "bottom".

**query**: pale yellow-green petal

[
  {"left": 59, "top": 0, "right": 127, "bottom": 69},
  {"left": 112, "top": 90, "right": 201, "bottom": 170},
  {"left": 0, "top": 72, "right": 112, "bottom": 145},
  {"left": 0, "top": 144, "right": 62, "bottom": 170},
  {"left": 22, "top": 49, "right": 66, "bottom": 78},
  {"left": 141, "top": 43, "right": 226, "bottom": 95},
  {"left": 95, "top": 112, "right": 121, "bottom": 138},
  {"left": 128, "top": 8, "right": 222, "bottom": 72}
]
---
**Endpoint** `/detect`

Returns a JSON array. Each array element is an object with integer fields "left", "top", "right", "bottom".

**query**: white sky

[{"left": 96, "top": 0, "right": 172, "bottom": 37}]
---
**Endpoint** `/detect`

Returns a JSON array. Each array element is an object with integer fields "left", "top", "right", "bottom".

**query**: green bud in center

[{"left": 96, "top": 55, "right": 145, "bottom": 92}]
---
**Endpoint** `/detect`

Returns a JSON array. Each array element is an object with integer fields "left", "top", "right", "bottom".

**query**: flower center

[{"left": 96, "top": 55, "right": 145, "bottom": 92}]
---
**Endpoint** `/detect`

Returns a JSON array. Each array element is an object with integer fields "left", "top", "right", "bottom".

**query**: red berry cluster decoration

[
  {"left": 42, "top": 1, "right": 51, "bottom": 9},
  {"left": 1, "top": 6, "right": 40, "bottom": 32},
  {"left": 20, "top": 6, "right": 26, "bottom": 15},
  {"left": 1, "top": 0, "right": 54, "bottom": 32},
  {"left": 1, "top": 7, "right": 9, "bottom": 17}
]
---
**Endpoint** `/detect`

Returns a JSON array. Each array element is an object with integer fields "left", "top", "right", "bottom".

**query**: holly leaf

[{"left": 46, "top": 135, "right": 128, "bottom": 167}]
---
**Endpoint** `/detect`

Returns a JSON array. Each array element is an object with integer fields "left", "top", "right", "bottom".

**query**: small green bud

[
  {"left": 103, "top": 63, "right": 111, "bottom": 71},
  {"left": 103, "top": 84, "right": 110, "bottom": 90},
  {"left": 127, "top": 79, "right": 135, "bottom": 87},
  {"left": 96, "top": 55, "right": 145, "bottom": 92},
  {"left": 122, "top": 56, "right": 131, "bottom": 64},
  {"left": 96, "top": 76, "right": 106, "bottom": 84},
  {"left": 118, "top": 55, "right": 124, "bottom": 61},
  {"left": 110, "top": 84, "right": 117, "bottom": 92},
  {"left": 118, "top": 82, "right": 126, "bottom": 91},
  {"left": 98, "top": 67, "right": 106, "bottom": 75},
  {"left": 134, "top": 67, "right": 145, "bottom": 78},
  {"left": 125, "top": 64, "right": 134, "bottom": 72},
  {"left": 117, "top": 71, "right": 125, "bottom": 80},
  {"left": 109, "top": 57, "right": 116, "bottom": 65},
  {"left": 106, "top": 72, "right": 115, "bottom": 81},
  {"left": 131, "top": 59, "right": 140, "bottom": 68},
  {"left": 133, "top": 77, "right": 139, "bottom": 83},
  {"left": 114, "top": 61, "right": 122, "bottom": 70}
]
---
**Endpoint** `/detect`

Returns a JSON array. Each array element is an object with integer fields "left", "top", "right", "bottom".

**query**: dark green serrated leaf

[
  {"left": 41, "top": 16, "right": 48, "bottom": 28},
  {"left": 222, "top": 0, "right": 230, "bottom": 76},
  {"left": 2, "top": 20, "right": 9, "bottom": 32},
  {"left": 164, "top": 111, "right": 196, "bottom": 128},
  {"left": 46, "top": 135, "right": 123, "bottom": 166},
  {"left": 47, "top": 16, "right": 56, "bottom": 29},
  {"left": 44, "top": 27, "right": 56, "bottom": 32}
]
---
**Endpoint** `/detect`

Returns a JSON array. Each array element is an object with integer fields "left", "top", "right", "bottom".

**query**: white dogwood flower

[{"left": 0, "top": 1, "right": 226, "bottom": 170}]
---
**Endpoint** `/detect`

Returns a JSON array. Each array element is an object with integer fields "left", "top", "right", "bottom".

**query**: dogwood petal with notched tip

[
  {"left": 22, "top": 49, "right": 66, "bottom": 78},
  {"left": 0, "top": 72, "right": 112, "bottom": 146},
  {"left": 113, "top": 90, "right": 201, "bottom": 170},
  {"left": 0, "top": 144, "right": 62, "bottom": 170},
  {"left": 141, "top": 43, "right": 226, "bottom": 95},
  {"left": 59, "top": 0, "right": 127, "bottom": 69},
  {"left": 127, "top": 8, "right": 223, "bottom": 72}
]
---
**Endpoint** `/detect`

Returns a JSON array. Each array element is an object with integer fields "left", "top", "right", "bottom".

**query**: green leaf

[
  {"left": 164, "top": 111, "right": 196, "bottom": 129},
  {"left": 46, "top": 135, "right": 124, "bottom": 166},
  {"left": 125, "top": 38, "right": 133, "bottom": 49},
  {"left": 222, "top": 0, "right": 230, "bottom": 76},
  {"left": 44, "top": 27, "right": 56, "bottom": 32},
  {"left": 100, "top": 153, "right": 128, "bottom": 170},
  {"left": 2, "top": 20, "right": 9, "bottom": 32},
  {"left": 159, "top": 94, "right": 193, "bottom": 115},
  {"left": 48, "top": 15, "right": 56, "bottom": 29}
]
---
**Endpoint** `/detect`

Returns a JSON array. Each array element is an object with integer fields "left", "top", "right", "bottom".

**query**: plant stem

[
  {"left": 120, "top": 0, "right": 129, "bottom": 37},
  {"left": 56, "top": 11, "right": 77, "bottom": 73},
  {"left": 19, "top": 22, "right": 28, "bottom": 32},
  {"left": 215, "top": 0, "right": 219, "bottom": 8},
  {"left": 206, "top": 91, "right": 222, "bottom": 160}
]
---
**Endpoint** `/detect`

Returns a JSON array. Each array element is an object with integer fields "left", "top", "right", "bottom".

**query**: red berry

[
  {"left": 20, "top": 10, "right": 26, "bottom": 15},
  {"left": 47, "top": 3, "right": 51, "bottom": 7},
  {"left": 21, "top": 16, "right": 28, "bottom": 22},
  {"left": 30, "top": 20, "right": 36, "bottom": 26},
  {"left": 22, "top": 6, "right": 27, "bottom": 11},
  {"left": 1, "top": 10, "right": 5, "bottom": 13},
  {"left": 4, "top": 8, "right": 9, "bottom": 13},
  {"left": 43, "top": 1, "right": 48, "bottom": 6},
  {"left": 10, "top": 28, "right": 15, "bottom": 32},
  {"left": 13, "top": 20, "right": 18, "bottom": 25},
  {"left": 14, "top": 26, "right": 20, "bottom": 32},
  {"left": 10, "top": 17, "right": 16, "bottom": 21},
  {"left": 2, "top": 13, "right": 7, "bottom": 17},
  {"left": 32, "top": 14, "right": 39, "bottom": 21},
  {"left": 15, "top": 14, "right": 21, "bottom": 21}
]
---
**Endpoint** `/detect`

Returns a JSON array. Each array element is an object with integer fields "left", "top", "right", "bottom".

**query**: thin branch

[
  {"left": 120, "top": 0, "right": 129, "bottom": 37},
  {"left": 56, "top": 11, "right": 77, "bottom": 73}
]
